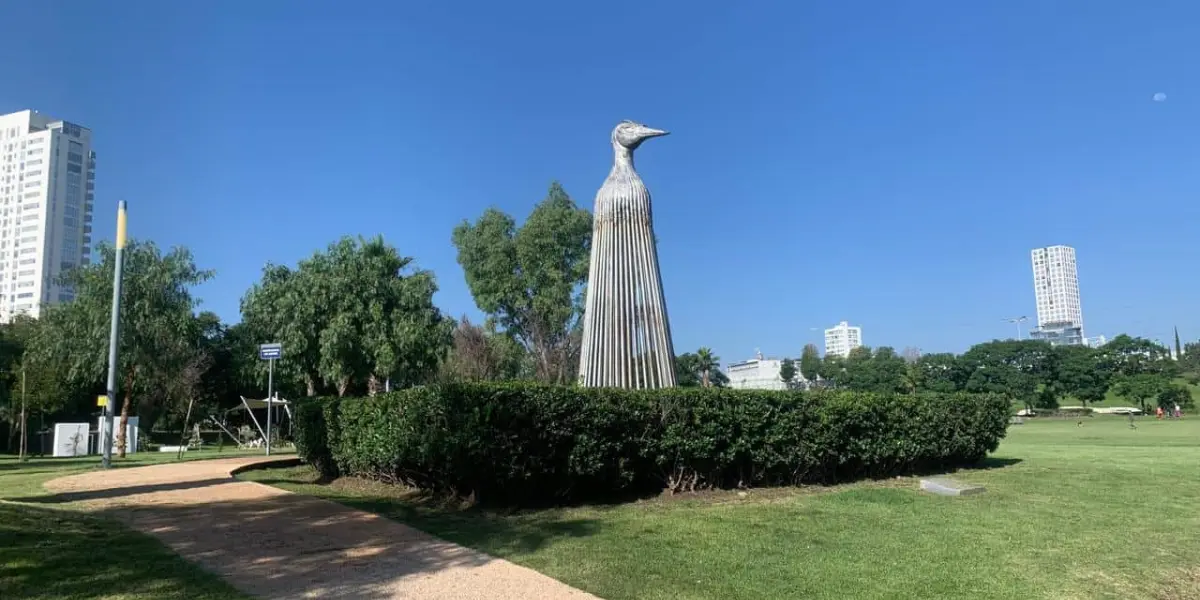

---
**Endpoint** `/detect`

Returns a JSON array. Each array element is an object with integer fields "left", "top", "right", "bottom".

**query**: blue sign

[{"left": 258, "top": 343, "right": 283, "bottom": 360}]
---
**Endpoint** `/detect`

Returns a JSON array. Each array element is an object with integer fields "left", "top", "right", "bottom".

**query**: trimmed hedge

[{"left": 295, "top": 383, "right": 1010, "bottom": 505}]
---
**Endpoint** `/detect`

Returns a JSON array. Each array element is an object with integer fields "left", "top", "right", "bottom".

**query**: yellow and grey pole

[{"left": 101, "top": 201, "right": 127, "bottom": 468}]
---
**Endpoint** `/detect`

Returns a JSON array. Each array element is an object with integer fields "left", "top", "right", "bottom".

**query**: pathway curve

[{"left": 44, "top": 456, "right": 600, "bottom": 600}]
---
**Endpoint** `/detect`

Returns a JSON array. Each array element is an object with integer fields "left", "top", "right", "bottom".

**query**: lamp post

[
  {"left": 101, "top": 201, "right": 128, "bottom": 469},
  {"left": 1003, "top": 316, "right": 1028, "bottom": 340}
]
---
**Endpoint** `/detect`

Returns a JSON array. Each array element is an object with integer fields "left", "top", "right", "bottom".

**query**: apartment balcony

[{"left": 83, "top": 225, "right": 92, "bottom": 234}]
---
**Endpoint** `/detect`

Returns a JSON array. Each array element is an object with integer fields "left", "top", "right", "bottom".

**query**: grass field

[
  {"left": 0, "top": 449, "right": 269, "bottom": 600},
  {"left": 240, "top": 417, "right": 1200, "bottom": 600}
]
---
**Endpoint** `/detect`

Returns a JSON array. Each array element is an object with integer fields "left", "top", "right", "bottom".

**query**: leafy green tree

[
  {"left": 836, "top": 347, "right": 907, "bottom": 393},
  {"left": 1181, "top": 342, "right": 1200, "bottom": 389},
  {"left": 1053, "top": 345, "right": 1108, "bottom": 406},
  {"left": 1100, "top": 334, "right": 1173, "bottom": 378},
  {"left": 242, "top": 236, "right": 452, "bottom": 397},
  {"left": 779, "top": 358, "right": 797, "bottom": 388},
  {"left": 1158, "top": 383, "right": 1194, "bottom": 411},
  {"left": 799, "top": 344, "right": 821, "bottom": 384},
  {"left": 695, "top": 347, "right": 720, "bottom": 388},
  {"left": 452, "top": 182, "right": 591, "bottom": 384},
  {"left": 1112, "top": 373, "right": 1171, "bottom": 413},
  {"left": 29, "top": 240, "right": 213, "bottom": 455},
  {"left": 901, "top": 361, "right": 923, "bottom": 393},
  {"left": 913, "top": 353, "right": 962, "bottom": 393},
  {"left": 438, "top": 316, "right": 528, "bottom": 382},
  {"left": 817, "top": 353, "right": 845, "bottom": 386},
  {"left": 0, "top": 316, "right": 82, "bottom": 457},
  {"left": 960, "top": 340, "right": 1057, "bottom": 411},
  {"left": 676, "top": 352, "right": 729, "bottom": 388}
]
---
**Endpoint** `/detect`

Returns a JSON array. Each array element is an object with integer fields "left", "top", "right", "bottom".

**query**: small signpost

[{"left": 258, "top": 343, "right": 283, "bottom": 455}]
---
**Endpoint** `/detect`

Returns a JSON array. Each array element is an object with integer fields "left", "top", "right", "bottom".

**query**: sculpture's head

[{"left": 612, "top": 120, "right": 669, "bottom": 150}]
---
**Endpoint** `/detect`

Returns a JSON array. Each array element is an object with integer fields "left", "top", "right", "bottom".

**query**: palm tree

[{"left": 695, "top": 347, "right": 719, "bottom": 388}]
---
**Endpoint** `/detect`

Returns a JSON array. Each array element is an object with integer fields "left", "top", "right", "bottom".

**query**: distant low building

[
  {"left": 726, "top": 350, "right": 807, "bottom": 390},
  {"left": 1029, "top": 321, "right": 1084, "bottom": 347},
  {"left": 1084, "top": 335, "right": 1107, "bottom": 348}
]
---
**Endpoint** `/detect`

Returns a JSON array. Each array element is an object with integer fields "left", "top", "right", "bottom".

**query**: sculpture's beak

[{"left": 638, "top": 126, "right": 669, "bottom": 140}]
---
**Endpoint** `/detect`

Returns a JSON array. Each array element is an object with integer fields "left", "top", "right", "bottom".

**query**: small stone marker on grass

[{"left": 919, "top": 477, "right": 986, "bottom": 497}]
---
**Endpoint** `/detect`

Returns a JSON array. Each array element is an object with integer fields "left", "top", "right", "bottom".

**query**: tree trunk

[
  {"left": 702, "top": 370, "right": 711, "bottom": 388},
  {"left": 117, "top": 387, "right": 132, "bottom": 458},
  {"left": 305, "top": 375, "right": 317, "bottom": 397},
  {"left": 336, "top": 377, "right": 349, "bottom": 397},
  {"left": 367, "top": 374, "right": 381, "bottom": 396}
]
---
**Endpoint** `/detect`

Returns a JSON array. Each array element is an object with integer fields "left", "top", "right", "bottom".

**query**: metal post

[
  {"left": 266, "top": 358, "right": 274, "bottom": 456},
  {"left": 19, "top": 366, "right": 26, "bottom": 462},
  {"left": 102, "top": 201, "right": 128, "bottom": 469}
]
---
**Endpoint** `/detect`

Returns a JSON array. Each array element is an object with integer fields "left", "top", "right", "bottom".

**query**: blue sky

[{"left": 2, "top": 1, "right": 1198, "bottom": 364}]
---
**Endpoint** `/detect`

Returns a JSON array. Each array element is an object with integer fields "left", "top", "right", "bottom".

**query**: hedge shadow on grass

[{"left": 0, "top": 501, "right": 245, "bottom": 600}]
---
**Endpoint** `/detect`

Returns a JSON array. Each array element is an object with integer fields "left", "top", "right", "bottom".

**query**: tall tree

[
  {"left": 959, "top": 340, "right": 1058, "bottom": 411},
  {"left": 452, "top": 182, "right": 592, "bottom": 384},
  {"left": 1157, "top": 383, "right": 1194, "bottom": 410},
  {"left": 1099, "top": 334, "right": 1173, "bottom": 378},
  {"left": 1112, "top": 374, "right": 1171, "bottom": 413},
  {"left": 779, "top": 358, "right": 797, "bottom": 388},
  {"left": 676, "top": 351, "right": 729, "bottom": 388},
  {"left": 1054, "top": 345, "right": 1109, "bottom": 406},
  {"left": 438, "top": 316, "right": 527, "bottom": 382},
  {"left": 695, "top": 347, "right": 719, "bottom": 388},
  {"left": 913, "top": 353, "right": 963, "bottom": 393},
  {"left": 837, "top": 347, "right": 907, "bottom": 393},
  {"left": 31, "top": 240, "right": 213, "bottom": 456},
  {"left": 799, "top": 343, "right": 821, "bottom": 384},
  {"left": 242, "top": 236, "right": 452, "bottom": 397}
]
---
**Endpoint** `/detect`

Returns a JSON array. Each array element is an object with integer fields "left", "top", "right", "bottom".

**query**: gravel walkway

[{"left": 44, "top": 456, "right": 600, "bottom": 600}]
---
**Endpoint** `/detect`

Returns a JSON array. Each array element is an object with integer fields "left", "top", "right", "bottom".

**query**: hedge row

[{"left": 295, "top": 383, "right": 1010, "bottom": 505}]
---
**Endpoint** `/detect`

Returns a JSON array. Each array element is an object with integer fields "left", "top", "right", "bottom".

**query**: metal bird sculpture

[{"left": 578, "top": 121, "right": 677, "bottom": 388}]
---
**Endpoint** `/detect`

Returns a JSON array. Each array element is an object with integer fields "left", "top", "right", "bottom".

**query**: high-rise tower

[
  {"left": 1030, "top": 245, "right": 1084, "bottom": 345},
  {"left": 0, "top": 110, "right": 95, "bottom": 320}
]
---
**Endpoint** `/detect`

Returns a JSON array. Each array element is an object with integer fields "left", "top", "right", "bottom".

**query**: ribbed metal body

[{"left": 578, "top": 124, "right": 677, "bottom": 388}]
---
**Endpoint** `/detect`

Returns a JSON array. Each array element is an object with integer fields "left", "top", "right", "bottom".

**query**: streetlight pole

[
  {"left": 102, "top": 201, "right": 128, "bottom": 469},
  {"left": 19, "top": 366, "right": 26, "bottom": 462},
  {"left": 1003, "top": 316, "right": 1028, "bottom": 340}
]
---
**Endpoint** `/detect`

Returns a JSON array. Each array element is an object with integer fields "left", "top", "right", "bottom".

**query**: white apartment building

[
  {"left": 824, "top": 321, "right": 862, "bottom": 358},
  {"left": 1031, "top": 245, "right": 1083, "bottom": 329},
  {"left": 0, "top": 110, "right": 94, "bottom": 321}
]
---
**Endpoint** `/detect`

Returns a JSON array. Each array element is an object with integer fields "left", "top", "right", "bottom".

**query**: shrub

[
  {"left": 294, "top": 383, "right": 1010, "bottom": 506},
  {"left": 293, "top": 397, "right": 340, "bottom": 478}
]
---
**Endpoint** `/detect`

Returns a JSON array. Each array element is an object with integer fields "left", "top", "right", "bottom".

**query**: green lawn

[
  {"left": 241, "top": 418, "right": 1200, "bottom": 600},
  {"left": 0, "top": 449, "right": 267, "bottom": 600}
]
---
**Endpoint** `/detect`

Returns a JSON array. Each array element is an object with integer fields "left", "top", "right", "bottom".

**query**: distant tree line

[
  {"left": 1, "top": 179, "right": 1194, "bottom": 456},
  {"left": 805, "top": 336, "right": 1195, "bottom": 414}
]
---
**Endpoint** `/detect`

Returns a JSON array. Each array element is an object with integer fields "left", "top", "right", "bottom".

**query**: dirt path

[{"left": 43, "top": 456, "right": 600, "bottom": 600}]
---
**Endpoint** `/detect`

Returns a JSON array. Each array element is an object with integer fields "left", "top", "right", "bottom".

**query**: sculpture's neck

[{"left": 612, "top": 144, "right": 635, "bottom": 172}]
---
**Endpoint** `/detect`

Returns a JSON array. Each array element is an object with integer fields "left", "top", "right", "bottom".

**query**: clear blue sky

[{"left": 3, "top": 1, "right": 1198, "bottom": 364}]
